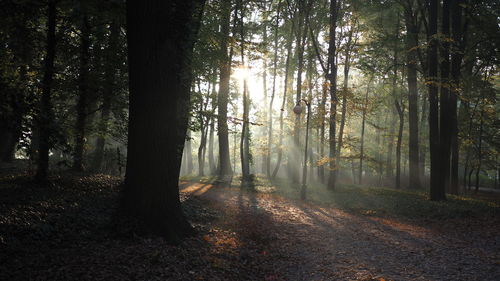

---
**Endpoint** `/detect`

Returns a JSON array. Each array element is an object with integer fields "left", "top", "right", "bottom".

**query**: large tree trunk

[
  {"left": 428, "top": 0, "right": 445, "bottom": 200},
  {"left": 327, "top": 0, "right": 338, "bottom": 191},
  {"left": 92, "top": 21, "right": 120, "bottom": 172},
  {"left": 121, "top": 0, "right": 205, "bottom": 240},
  {"left": 35, "top": 0, "right": 57, "bottom": 183},
  {"left": 73, "top": 13, "right": 91, "bottom": 171},
  {"left": 404, "top": 7, "right": 421, "bottom": 190},
  {"left": 217, "top": 0, "right": 233, "bottom": 176}
]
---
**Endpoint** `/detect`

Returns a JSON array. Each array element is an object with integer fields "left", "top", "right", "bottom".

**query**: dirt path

[{"left": 181, "top": 182, "right": 500, "bottom": 281}]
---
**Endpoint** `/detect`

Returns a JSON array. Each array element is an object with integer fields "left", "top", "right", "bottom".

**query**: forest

[{"left": 0, "top": 0, "right": 499, "bottom": 280}]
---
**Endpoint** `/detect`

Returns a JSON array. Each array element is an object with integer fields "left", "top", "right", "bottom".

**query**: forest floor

[{"left": 0, "top": 172, "right": 499, "bottom": 281}]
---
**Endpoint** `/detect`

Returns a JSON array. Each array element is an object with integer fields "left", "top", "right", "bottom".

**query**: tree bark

[
  {"left": 439, "top": 0, "right": 452, "bottom": 193},
  {"left": 73, "top": 13, "right": 91, "bottom": 171},
  {"left": 449, "top": 0, "right": 464, "bottom": 194},
  {"left": 267, "top": 1, "right": 281, "bottom": 177},
  {"left": 404, "top": 6, "right": 421, "bottom": 189},
  {"left": 359, "top": 84, "right": 369, "bottom": 185},
  {"left": 35, "top": 0, "right": 57, "bottom": 183},
  {"left": 272, "top": 13, "right": 295, "bottom": 179},
  {"left": 428, "top": 0, "right": 445, "bottom": 200},
  {"left": 121, "top": 0, "right": 205, "bottom": 240},
  {"left": 395, "top": 99, "right": 404, "bottom": 189},
  {"left": 327, "top": 0, "right": 339, "bottom": 190},
  {"left": 217, "top": 0, "right": 233, "bottom": 176}
]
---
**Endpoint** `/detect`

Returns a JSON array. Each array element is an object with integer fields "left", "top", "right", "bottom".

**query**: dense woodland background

[{"left": 0, "top": 0, "right": 499, "bottom": 280}]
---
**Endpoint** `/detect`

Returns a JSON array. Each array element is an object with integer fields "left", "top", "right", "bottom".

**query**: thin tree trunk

[
  {"left": 186, "top": 130, "right": 194, "bottom": 174},
  {"left": 267, "top": 1, "right": 281, "bottom": 177},
  {"left": 475, "top": 110, "right": 484, "bottom": 193},
  {"left": 428, "top": 0, "right": 444, "bottom": 200},
  {"left": 92, "top": 21, "right": 120, "bottom": 172},
  {"left": 272, "top": 14, "right": 295, "bottom": 179},
  {"left": 239, "top": 1, "right": 250, "bottom": 180},
  {"left": 35, "top": 0, "right": 57, "bottom": 183},
  {"left": 359, "top": 84, "right": 369, "bottom": 185},
  {"left": 439, "top": 0, "right": 451, "bottom": 193},
  {"left": 449, "top": 0, "right": 464, "bottom": 194},
  {"left": 404, "top": 7, "right": 421, "bottom": 189},
  {"left": 395, "top": 99, "right": 404, "bottom": 189},
  {"left": 327, "top": 0, "right": 339, "bottom": 190},
  {"left": 217, "top": 0, "right": 233, "bottom": 176},
  {"left": 73, "top": 13, "right": 91, "bottom": 171}
]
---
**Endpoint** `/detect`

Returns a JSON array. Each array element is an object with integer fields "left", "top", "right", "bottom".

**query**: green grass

[{"left": 252, "top": 175, "right": 500, "bottom": 221}]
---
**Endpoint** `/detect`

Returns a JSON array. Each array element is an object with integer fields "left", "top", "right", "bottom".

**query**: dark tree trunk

[
  {"left": 36, "top": 0, "right": 57, "bottom": 183},
  {"left": 239, "top": 0, "right": 250, "bottom": 180},
  {"left": 439, "top": 0, "right": 452, "bottom": 193},
  {"left": 121, "top": 0, "right": 205, "bottom": 240},
  {"left": 419, "top": 94, "right": 427, "bottom": 180},
  {"left": 92, "top": 21, "right": 120, "bottom": 172},
  {"left": 404, "top": 7, "right": 421, "bottom": 189},
  {"left": 327, "top": 0, "right": 338, "bottom": 191},
  {"left": 428, "top": 0, "right": 445, "bottom": 200},
  {"left": 208, "top": 118, "right": 216, "bottom": 174},
  {"left": 359, "top": 85, "right": 369, "bottom": 185},
  {"left": 185, "top": 130, "right": 194, "bottom": 174},
  {"left": 217, "top": 0, "right": 233, "bottom": 176},
  {"left": 395, "top": 99, "right": 404, "bottom": 189},
  {"left": 73, "top": 13, "right": 91, "bottom": 171},
  {"left": 449, "top": 0, "right": 464, "bottom": 194},
  {"left": 475, "top": 110, "right": 484, "bottom": 193}
]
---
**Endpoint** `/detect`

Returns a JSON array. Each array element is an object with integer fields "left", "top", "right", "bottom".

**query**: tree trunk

[
  {"left": 267, "top": 1, "right": 281, "bottom": 177},
  {"left": 292, "top": 2, "right": 308, "bottom": 184},
  {"left": 327, "top": 0, "right": 338, "bottom": 190},
  {"left": 272, "top": 13, "right": 295, "bottom": 179},
  {"left": 475, "top": 110, "right": 484, "bottom": 193},
  {"left": 404, "top": 7, "right": 421, "bottom": 189},
  {"left": 92, "top": 21, "right": 120, "bottom": 172},
  {"left": 208, "top": 118, "right": 216, "bottom": 174},
  {"left": 73, "top": 13, "right": 91, "bottom": 171},
  {"left": 439, "top": 0, "right": 452, "bottom": 193},
  {"left": 428, "top": 0, "right": 445, "bottom": 200},
  {"left": 359, "top": 85, "right": 369, "bottom": 185},
  {"left": 449, "top": 0, "right": 464, "bottom": 194},
  {"left": 337, "top": 30, "right": 352, "bottom": 182},
  {"left": 121, "top": 0, "right": 205, "bottom": 240},
  {"left": 395, "top": 99, "right": 404, "bottom": 189},
  {"left": 35, "top": 0, "right": 57, "bottom": 183},
  {"left": 239, "top": 1, "right": 250, "bottom": 180},
  {"left": 217, "top": 0, "right": 233, "bottom": 176}
]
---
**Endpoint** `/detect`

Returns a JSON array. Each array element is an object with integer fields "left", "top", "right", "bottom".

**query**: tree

[
  {"left": 35, "top": 0, "right": 57, "bottom": 184},
  {"left": 402, "top": 1, "right": 421, "bottom": 190},
  {"left": 121, "top": 0, "right": 205, "bottom": 239},
  {"left": 217, "top": 0, "right": 233, "bottom": 177},
  {"left": 73, "top": 11, "right": 91, "bottom": 171},
  {"left": 327, "top": 0, "right": 339, "bottom": 191}
]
